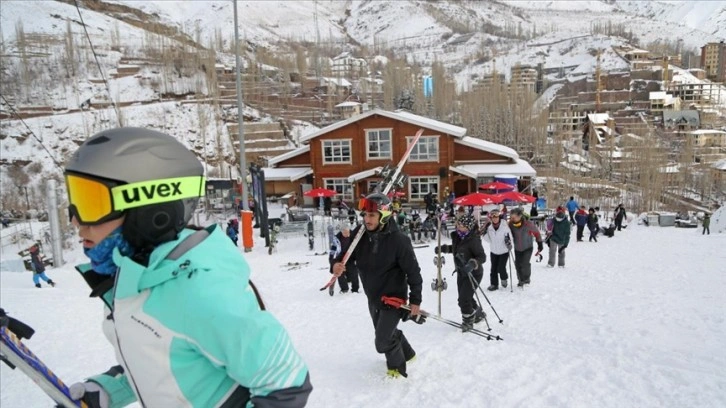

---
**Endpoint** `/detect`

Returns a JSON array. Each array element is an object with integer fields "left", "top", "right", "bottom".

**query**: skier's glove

[
  {"left": 466, "top": 259, "right": 478, "bottom": 272},
  {"left": 69, "top": 381, "right": 110, "bottom": 408},
  {"left": 558, "top": 245, "right": 567, "bottom": 254},
  {"left": 401, "top": 310, "right": 426, "bottom": 324}
]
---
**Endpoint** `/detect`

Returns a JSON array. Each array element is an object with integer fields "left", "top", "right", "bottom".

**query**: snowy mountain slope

[
  {"left": 616, "top": 0, "right": 726, "bottom": 38},
  {"left": 1, "top": 222, "right": 724, "bottom": 407}
]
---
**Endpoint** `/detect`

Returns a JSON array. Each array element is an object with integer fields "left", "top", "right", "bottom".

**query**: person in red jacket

[
  {"left": 508, "top": 208, "right": 543, "bottom": 287},
  {"left": 574, "top": 205, "right": 588, "bottom": 242}
]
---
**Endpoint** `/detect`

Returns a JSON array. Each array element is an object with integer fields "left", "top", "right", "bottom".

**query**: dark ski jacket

[
  {"left": 450, "top": 228, "right": 486, "bottom": 276},
  {"left": 547, "top": 215, "right": 571, "bottom": 247},
  {"left": 508, "top": 219, "right": 543, "bottom": 252},
  {"left": 614, "top": 206, "right": 627, "bottom": 222},
  {"left": 574, "top": 209, "right": 588, "bottom": 227},
  {"left": 347, "top": 221, "right": 423, "bottom": 305},
  {"left": 332, "top": 231, "right": 353, "bottom": 263},
  {"left": 587, "top": 213, "right": 599, "bottom": 231},
  {"left": 30, "top": 251, "right": 45, "bottom": 274}
]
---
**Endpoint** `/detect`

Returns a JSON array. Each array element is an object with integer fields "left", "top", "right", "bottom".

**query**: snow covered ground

[{"left": 1, "top": 220, "right": 725, "bottom": 407}]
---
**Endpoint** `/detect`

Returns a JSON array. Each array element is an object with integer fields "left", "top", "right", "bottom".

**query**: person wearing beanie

[
  {"left": 546, "top": 207, "right": 571, "bottom": 268},
  {"left": 435, "top": 214, "right": 487, "bottom": 331},
  {"left": 508, "top": 207, "right": 543, "bottom": 287}
]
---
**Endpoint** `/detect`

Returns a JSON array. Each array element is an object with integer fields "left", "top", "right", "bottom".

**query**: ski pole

[
  {"left": 456, "top": 254, "right": 504, "bottom": 324},
  {"left": 398, "top": 303, "right": 502, "bottom": 341},
  {"left": 463, "top": 270, "right": 492, "bottom": 331}
]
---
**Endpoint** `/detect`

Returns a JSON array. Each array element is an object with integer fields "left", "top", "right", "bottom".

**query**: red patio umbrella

[
  {"left": 453, "top": 192, "right": 498, "bottom": 206},
  {"left": 303, "top": 188, "right": 338, "bottom": 198},
  {"left": 478, "top": 181, "right": 515, "bottom": 192},
  {"left": 494, "top": 191, "right": 535, "bottom": 203}
]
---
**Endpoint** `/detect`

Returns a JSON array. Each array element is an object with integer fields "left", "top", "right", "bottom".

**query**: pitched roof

[
  {"left": 261, "top": 167, "right": 313, "bottom": 181},
  {"left": 449, "top": 158, "right": 536, "bottom": 178},
  {"left": 454, "top": 137, "right": 519, "bottom": 160},
  {"left": 267, "top": 145, "right": 309, "bottom": 166},
  {"left": 299, "top": 109, "right": 467, "bottom": 143}
]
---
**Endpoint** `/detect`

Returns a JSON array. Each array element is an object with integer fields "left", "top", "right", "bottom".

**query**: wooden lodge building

[{"left": 262, "top": 109, "right": 536, "bottom": 206}]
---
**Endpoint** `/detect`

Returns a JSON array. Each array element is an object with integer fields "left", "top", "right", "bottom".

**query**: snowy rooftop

[
  {"left": 299, "top": 109, "right": 467, "bottom": 143},
  {"left": 261, "top": 167, "right": 313, "bottom": 182},
  {"left": 455, "top": 137, "right": 519, "bottom": 160},
  {"left": 450, "top": 158, "right": 536, "bottom": 178}
]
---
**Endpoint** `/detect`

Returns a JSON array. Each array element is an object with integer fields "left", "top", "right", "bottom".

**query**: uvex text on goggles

[{"left": 65, "top": 173, "right": 205, "bottom": 225}]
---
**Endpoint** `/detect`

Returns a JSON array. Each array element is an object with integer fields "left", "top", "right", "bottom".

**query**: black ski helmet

[{"left": 64, "top": 128, "right": 204, "bottom": 249}]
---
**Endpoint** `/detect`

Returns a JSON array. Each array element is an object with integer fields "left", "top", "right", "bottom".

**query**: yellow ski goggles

[{"left": 65, "top": 173, "right": 205, "bottom": 225}]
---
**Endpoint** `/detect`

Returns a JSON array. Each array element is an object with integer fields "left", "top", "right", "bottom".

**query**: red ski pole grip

[{"left": 381, "top": 296, "right": 407, "bottom": 309}]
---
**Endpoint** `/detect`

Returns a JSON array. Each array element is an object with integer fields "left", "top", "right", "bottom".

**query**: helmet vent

[{"left": 87, "top": 136, "right": 110, "bottom": 145}]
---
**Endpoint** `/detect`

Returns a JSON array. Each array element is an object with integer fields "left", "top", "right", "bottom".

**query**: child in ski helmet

[{"left": 64, "top": 128, "right": 311, "bottom": 407}]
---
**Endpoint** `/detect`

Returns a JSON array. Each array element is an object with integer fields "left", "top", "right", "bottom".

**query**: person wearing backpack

[{"left": 63, "top": 128, "right": 311, "bottom": 407}]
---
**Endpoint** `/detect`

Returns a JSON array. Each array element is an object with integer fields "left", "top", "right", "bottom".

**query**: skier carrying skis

[
  {"left": 29, "top": 245, "right": 55, "bottom": 288},
  {"left": 481, "top": 209, "right": 511, "bottom": 291},
  {"left": 545, "top": 207, "right": 571, "bottom": 268},
  {"left": 332, "top": 193, "right": 424, "bottom": 378},
  {"left": 435, "top": 214, "right": 487, "bottom": 331},
  {"left": 508, "top": 207, "right": 543, "bottom": 287},
  {"left": 63, "top": 128, "right": 311, "bottom": 407}
]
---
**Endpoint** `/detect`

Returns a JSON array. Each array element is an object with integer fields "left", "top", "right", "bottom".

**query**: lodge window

[
  {"left": 409, "top": 177, "right": 439, "bottom": 200},
  {"left": 324, "top": 178, "right": 354, "bottom": 202},
  {"left": 322, "top": 139, "right": 352, "bottom": 164},
  {"left": 407, "top": 135, "right": 439, "bottom": 162},
  {"left": 366, "top": 128, "right": 392, "bottom": 160}
]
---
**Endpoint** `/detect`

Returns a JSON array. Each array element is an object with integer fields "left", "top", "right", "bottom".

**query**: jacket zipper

[{"left": 110, "top": 271, "right": 148, "bottom": 407}]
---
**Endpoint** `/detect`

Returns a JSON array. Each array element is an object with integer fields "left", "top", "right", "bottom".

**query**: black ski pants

[
  {"left": 615, "top": 217, "right": 624, "bottom": 231},
  {"left": 489, "top": 252, "right": 509, "bottom": 287},
  {"left": 457, "top": 268, "right": 483, "bottom": 316},
  {"left": 703, "top": 226, "right": 710, "bottom": 235},
  {"left": 576, "top": 225, "right": 585, "bottom": 241},
  {"left": 368, "top": 301, "right": 415, "bottom": 373},
  {"left": 514, "top": 247, "right": 533, "bottom": 283}
]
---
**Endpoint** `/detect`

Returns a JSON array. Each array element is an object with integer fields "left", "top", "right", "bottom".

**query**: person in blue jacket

[
  {"left": 565, "top": 196, "right": 579, "bottom": 225},
  {"left": 226, "top": 218, "right": 239, "bottom": 245},
  {"left": 63, "top": 128, "right": 312, "bottom": 407}
]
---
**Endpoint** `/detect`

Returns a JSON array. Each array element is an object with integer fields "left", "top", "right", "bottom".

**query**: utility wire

[
  {"left": 73, "top": 0, "right": 121, "bottom": 126},
  {"left": 0, "top": 94, "right": 63, "bottom": 170}
]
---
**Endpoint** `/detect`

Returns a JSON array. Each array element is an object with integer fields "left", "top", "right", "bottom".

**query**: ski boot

[
  {"left": 35, "top": 283, "right": 41, "bottom": 288},
  {"left": 487, "top": 285, "right": 498, "bottom": 291},
  {"left": 461, "top": 313, "right": 475, "bottom": 332},
  {"left": 501, "top": 279, "right": 508, "bottom": 288},
  {"left": 473, "top": 306, "right": 486, "bottom": 324},
  {"left": 386, "top": 368, "right": 407, "bottom": 378},
  {"left": 47, "top": 280, "right": 55, "bottom": 287}
]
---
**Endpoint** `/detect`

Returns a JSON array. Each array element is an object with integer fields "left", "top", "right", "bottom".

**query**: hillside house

[
  {"left": 318, "top": 77, "right": 352, "bottom": 97},
  {"left": 649, "top": 92, "right": 681, "bottom": 113},
  {"left": 330, "top": 52, "right": 368, "bottom": 80},
  {"left": 263, "top": 109, "right": 535, "bottom": 205},
  {"left": 663, "top": 110, "right": 700, "bottom": 131},
  {"left": 688, "top": 129, "right": 726, "bottom": 148},
  {"left": 334, "top": 101, "right": 362, "bottom": 119}
]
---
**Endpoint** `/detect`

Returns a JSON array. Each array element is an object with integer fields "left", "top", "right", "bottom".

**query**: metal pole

[
  {"left": 233, "top": 0, "right": 249, "bottom": 212},
  {"left": 47, "top": 179, "right": 63, "bottom": 267}
]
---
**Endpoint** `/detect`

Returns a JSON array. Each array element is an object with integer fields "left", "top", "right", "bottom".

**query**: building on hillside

[
  {"left": 712, "top": 158, "right": 726, "bottom": 193},
  {"left": 582, "top": 113, "right": 615, "bottom": 149},
  {"left": 318, "top": 77, "right": 352, "bottom": 97},
  {"left": 700, "top": 41, "right": 726, "bottom": 82},
  {"left": 649, "top": 91, "right": 681, "bottom": 113},
  {"left": 263, "top": 109, "right": 536, "bottom": 206},
  {"left": 330, "top": 52, "right": 369, "bottom": 80},
  {"left": 334, "top": 101, "right": 362, "bottom": 119},
  {"left": 688, "top": 129, "right": 726, "bottom": 147},
  {"left": 663, "top": 110, "right": 700, "bottom": 131},
  {"left": 510, "top": 65, "right": 538, "bottom": 93}
]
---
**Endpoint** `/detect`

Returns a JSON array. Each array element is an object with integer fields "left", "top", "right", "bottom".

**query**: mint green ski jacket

[{"left": 76, "top": 225, "right": 312, "bottom": 407}]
